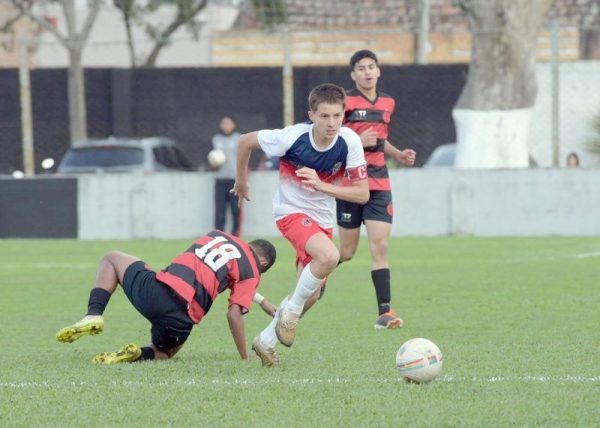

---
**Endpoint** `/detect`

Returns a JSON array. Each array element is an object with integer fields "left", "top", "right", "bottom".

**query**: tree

[
  {"left": 11, "top": 0, "right": 101, "bottom": 144},
  {"left": 453, "top": 0, "right": 554, "bottom": 168},
  {"left": 113, "top": 0, "right": 208, "bottom": 67}
]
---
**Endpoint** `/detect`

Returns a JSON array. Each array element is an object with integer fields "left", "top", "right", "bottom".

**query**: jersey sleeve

[
  {"left": 342, "top": 128, "right": 368, "bottom": 181},
  {"left": 228, "top": 278, "right": 259, "bottom": 314},
  {"left": 257, "top": 125, "right": 301, "bottom": 157}
]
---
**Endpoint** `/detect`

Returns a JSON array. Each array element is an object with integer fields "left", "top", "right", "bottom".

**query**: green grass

[{"left": 1, "top": 237, "right": 599, "bottom": 427}]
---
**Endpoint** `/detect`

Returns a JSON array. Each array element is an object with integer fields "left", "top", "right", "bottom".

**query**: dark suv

[{"left": 57, "top": 137, "right": 194, "bottom": 174}]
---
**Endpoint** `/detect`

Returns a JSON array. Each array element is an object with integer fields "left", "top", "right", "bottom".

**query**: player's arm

[
  {"left": 232, "top": 131, "right": 262, "bottom": 206},
  {"left": 254, "top": 292, "right": 276, "bottom": 317},
  {"left": 295, "top": 167, "right": 369, "bottom": 204},
  {"left": 384, "top": 140, "right": 416, "bottom": 166},
  {"left": 226, "top": 303, "right": 249, "bottom": 359}
]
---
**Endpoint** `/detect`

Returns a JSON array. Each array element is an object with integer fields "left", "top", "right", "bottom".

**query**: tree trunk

[
  {"left": 68, "top": 48, "right": 87, "bottom": 142},
  {"left": 453, "top": 0, "right": 553, "bottom": 168}
]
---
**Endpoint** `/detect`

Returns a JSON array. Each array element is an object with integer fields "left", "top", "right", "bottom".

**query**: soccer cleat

[
  {"left": 275, "top": 307, "right": 300, "bottom": 347},
  {"left": 56, "top": 315, "right": 105, "bottom": 343},
  {"left": 251, "top": 336, "right": 279, "bottom": 368},
  {"left": 92, "top": 343, "right": 142, "bottom": 365},
  {"left": 374, "top": 309, "right": 404, "bottom": 330}
]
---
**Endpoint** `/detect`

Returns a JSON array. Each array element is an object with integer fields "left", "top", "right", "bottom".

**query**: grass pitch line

[
  {"left": 574, "top": 251, "right": 600, "bottom": 259},
  {"left": 3, "top": 375, "right": 600, "bottom": 389},
  {"left": 0, "top": 262, "right": 95, "bottom": 269}
]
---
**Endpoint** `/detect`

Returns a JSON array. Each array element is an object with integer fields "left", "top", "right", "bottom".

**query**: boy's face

[
  {"left": 308, "top": 102, "right": 344, "bottom": 143},
  {"left": 351, "top": 57, "right": 380, "bottom": 91}
]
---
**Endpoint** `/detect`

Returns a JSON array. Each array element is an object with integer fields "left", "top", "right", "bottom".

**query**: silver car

[{"left": 57, "top": 137, "right": 194, "bottom": 174}]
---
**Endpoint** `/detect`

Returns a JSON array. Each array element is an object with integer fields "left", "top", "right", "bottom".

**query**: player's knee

[
  {"left": 339, "top": 248, "right": 356, "bottom": 263},
  {"left": 313, "top": 248, "right": 339, "bottom": 271}
]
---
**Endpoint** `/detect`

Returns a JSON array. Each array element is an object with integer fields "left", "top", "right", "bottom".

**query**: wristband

[{"left": 253, "top": 293, "right": 265, "bottom": 305}]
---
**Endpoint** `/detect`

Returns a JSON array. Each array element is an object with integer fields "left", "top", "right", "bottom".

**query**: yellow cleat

[
  {"left": 92, "top": 343, "right": 142, "bottom": 365},
  {"left": 56, "top": 315, "right": 104, "bottom": 343}
]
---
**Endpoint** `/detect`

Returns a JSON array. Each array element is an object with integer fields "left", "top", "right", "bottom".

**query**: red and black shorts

[
  {"left": 122, "top": 261, "right": 194, "bottom": 352},
  {"left": 336, "top": 190, "right": 393, "bottom": 229}
]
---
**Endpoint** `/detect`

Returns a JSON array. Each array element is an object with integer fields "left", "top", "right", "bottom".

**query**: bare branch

[{"left": 10, "top": 0, "right": 68, "bottom": 46}]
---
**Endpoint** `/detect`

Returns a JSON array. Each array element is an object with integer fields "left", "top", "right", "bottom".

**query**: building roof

[{"left": 235, "top": 0, "right": 599, "bottom": 31}]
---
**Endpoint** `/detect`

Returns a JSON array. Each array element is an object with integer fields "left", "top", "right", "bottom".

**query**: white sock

[
  {"left": 259, "top": 297, "right": 288, "bottom": 348},
  {"left": 286, "top": 263, "right": 323, "bottom": 315}
]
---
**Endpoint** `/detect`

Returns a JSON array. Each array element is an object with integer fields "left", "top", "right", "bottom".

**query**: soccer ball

[
  {"left": 396, "top": 338, "right": 443, "bottom": 383},
  {"left": 207, "top": 149, "right": 226, "bottom": 168}
]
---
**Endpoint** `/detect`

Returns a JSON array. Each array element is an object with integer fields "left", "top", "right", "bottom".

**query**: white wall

[
  {"left": 531, "top": 61, "right": 600, "bottom": 168},
  {"left": 77, "top": 169, "right": 600, "bottom": 239}
]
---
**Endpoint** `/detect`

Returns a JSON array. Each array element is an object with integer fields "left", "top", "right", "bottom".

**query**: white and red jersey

[{"left": 257, "top": 122, "right": 366, "bottom": 228}]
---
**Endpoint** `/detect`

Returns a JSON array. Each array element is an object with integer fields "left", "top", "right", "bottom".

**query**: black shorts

[
  {"left": 336, "top": 190, "right": 393, "bottom": 228},
  {"left": 122, "top": 261, "right": 194, "bottom": 351}
]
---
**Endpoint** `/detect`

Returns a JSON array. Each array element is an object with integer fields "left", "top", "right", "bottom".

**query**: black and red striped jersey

[
  {"left": 344, "top": 88, "right": 395, "bottom": 191},
  {"left": 156, "top": 230, "right": 261, "bottom": 324}
]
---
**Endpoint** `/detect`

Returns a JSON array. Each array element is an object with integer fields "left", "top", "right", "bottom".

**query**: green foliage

[
  {"left": 1, "top": 237, "right": 599, "bottom": 426},
  {"left": 251, "top": 0, "right": 287, "bottom": 30}
]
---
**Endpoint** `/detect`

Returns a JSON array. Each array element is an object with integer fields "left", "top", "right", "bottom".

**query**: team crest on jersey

[
  {"left": 302, "top": 217, "right": 312, "bottom": 227},
  {"left": 357, "top": 110, "right": 367, "bottom": 120}
]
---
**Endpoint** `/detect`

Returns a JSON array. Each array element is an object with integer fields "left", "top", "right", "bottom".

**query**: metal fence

[{"left": 2, "top": 0, "right": 600, "bottom": 174}]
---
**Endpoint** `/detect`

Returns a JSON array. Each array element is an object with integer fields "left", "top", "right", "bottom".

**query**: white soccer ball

[
  {"left": 207, "top": 149, "right": 226, "bottom": 168},
  {"left": 396, "top": 338, "right": 443, "bottom": 383}
]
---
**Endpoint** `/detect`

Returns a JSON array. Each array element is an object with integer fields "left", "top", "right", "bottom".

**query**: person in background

[
  {"left": 334, "top": 49, "right": 416, "bottom": 330},
  {"left": 213, "top": 116, "right": 242, "bottom": 236},
  {"left": 566, "top": 152, "right": 580, "bottom": 168}
]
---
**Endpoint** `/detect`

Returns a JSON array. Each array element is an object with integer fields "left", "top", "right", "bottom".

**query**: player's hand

[
  {"left": 295, "top": 167, "right": 322, "bottom": 191},
  {"left": 360, "top": 127, "right": 378, "bottom": 148},
  {"left": 396, "top": 149, "right": 416, "bottom": 166},
  {"left": 259, "top": 299, "right": 277, "bottom": 317},
  {"left": 230, "top": 180, "right": 250, "bottom": 207}
]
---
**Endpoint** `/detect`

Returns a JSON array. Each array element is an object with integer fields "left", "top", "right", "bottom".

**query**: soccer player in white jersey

[{"left": 232, "top": 83, "right": 369, "bottom": 367}]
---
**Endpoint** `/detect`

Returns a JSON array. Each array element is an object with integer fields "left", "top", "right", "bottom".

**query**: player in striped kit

[
  {"left": 336, "top": 50, "right": 417, "bottom": 329},
  {"left": 233, "top": 83, "right": 369, "bottom": 367},
  {"left": 55, "top": 230, "right": 277, "bottom": 364}
]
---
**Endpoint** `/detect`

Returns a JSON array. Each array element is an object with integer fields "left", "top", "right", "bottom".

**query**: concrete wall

[{"left": 76, "top": 169, "right": 600, "bottom": 239}]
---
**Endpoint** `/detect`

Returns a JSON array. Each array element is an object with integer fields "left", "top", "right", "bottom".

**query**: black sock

[
  {"left": 86, "top": 288, "right": 112, "bottom": 316},
  {"left": 371, "top": 268, "right": 391, "bottom": 315},
  {"left": 139, "top": 347, "right": 155, "bottom": 361}
]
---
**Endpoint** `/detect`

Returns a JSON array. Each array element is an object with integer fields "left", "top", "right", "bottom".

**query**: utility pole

[{"left": 19, "top": 34, "right": 34, "bottom": 176}]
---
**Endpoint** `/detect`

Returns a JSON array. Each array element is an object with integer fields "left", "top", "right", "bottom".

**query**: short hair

[
  {"left": 350, "top": 49, "right": 378, "bottom": 69},
  {"left": 249, "top": 239, "right": 277, "bottom": 273},
  {"left": 308, "top": 83, "right": 346, "bottom": 112}
]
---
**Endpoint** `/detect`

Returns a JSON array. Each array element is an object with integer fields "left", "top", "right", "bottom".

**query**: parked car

[
  {"left": 423, "top": 143, "right": 456, "bottom": 167},
  {"left": 57, "top": 137, "right": 195, "bottom": 174},
  {"left": 423, "top": 143, "right": 539, "bottom": 168}
]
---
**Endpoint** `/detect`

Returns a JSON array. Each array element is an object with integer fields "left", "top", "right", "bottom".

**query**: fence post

[
  {"left": 282, "top": 26, "right": 294, "bottom": 126},
  {"left": 551, "top": 21, "right": 560, "bottom": 167},
  {"left": 19, "top": 35, "right": 35, "bottom": 177}
]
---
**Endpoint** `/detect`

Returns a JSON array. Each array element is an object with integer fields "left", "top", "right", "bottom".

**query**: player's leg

[
  {"left": 336, "top": 198, "right": 363, "bottom": 263},
  {"left": 276, "top": 231, "right": 338, "bottom": 347},
  {"left": 363, "top": 190, "right": 403, "bottom": 329},
  {"left": 56, "top": 251, "right": 141, "bottom": 343},
  {"left": 93, "top": 279, "right": 193, "bottom": 365}
]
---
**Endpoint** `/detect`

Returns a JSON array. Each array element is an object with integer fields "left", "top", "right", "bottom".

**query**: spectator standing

[{"left": 213, "top": 116, "right": 242, "bottom": 236}]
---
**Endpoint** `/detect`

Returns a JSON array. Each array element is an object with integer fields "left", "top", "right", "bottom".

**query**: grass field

[{"left": 1, "top": 236, "right": 599, "bottom": 426}]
